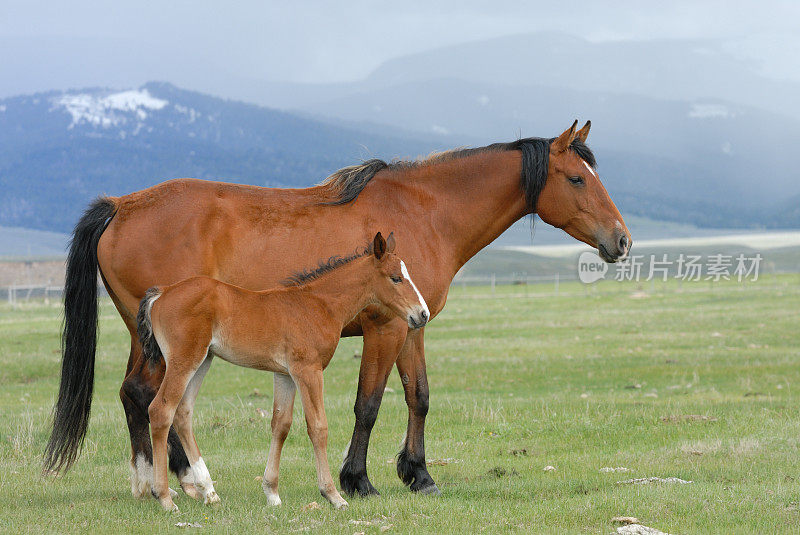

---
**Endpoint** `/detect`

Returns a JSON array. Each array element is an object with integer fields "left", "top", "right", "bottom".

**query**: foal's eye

[
  {"left": 391, "top": 276, "right": 402, "bottom": 284},
  {"left": 568, "top": 176, "right": 584, "bottom": 186}
]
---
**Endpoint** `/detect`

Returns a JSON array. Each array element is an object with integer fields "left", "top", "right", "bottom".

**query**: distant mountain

[
  {"left": 1, "top": 78, "right": 798, "bottom": 235},
  {"left": 0, "top": 226, "right": 68, "bottom": 258},
  {"left": 250, "top": 33, "right": 800, "bottom": 120},
  {"left": 0, "top": 82, "right": 438, "bottom": 232}
]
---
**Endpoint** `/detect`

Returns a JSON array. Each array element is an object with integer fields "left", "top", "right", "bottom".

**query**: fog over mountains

[
  {"left": 1, "top": 33, "right": 798, "bottom": 234},
  {"left": 0, "top": 83, "right": 435, "bottom": 232}
]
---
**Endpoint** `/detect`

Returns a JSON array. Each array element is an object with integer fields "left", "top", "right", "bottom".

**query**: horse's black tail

[
  {"left": 136, "top": 287, "right": 164, "bottom": 365},
  {"left": 43, "top": 197, "right": 117, "bottom": 474}
]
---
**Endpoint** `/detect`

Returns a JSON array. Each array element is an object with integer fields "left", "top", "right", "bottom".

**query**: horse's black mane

[
  {"left": 320, "top": 137, "right": 596, "bottom": 211},
  {"left": 282, "top": 242, "right": 374, "bottom": 287}
]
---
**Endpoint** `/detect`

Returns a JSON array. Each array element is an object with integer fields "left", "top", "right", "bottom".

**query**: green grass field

[{"left": 2, "top": 276, "right": 800, "bottom": 534}]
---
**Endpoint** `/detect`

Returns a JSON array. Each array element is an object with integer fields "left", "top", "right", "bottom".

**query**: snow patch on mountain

[{"left": 51, "top": 89, "right": 168, "bottom": 128}]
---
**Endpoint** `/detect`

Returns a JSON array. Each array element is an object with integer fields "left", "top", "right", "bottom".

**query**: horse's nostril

[
  {"left": 619, "top": 235, "right": 628, "bottom": 253},
  {"left": 421, "top": 310, "right": 428, "bottom": 321}
]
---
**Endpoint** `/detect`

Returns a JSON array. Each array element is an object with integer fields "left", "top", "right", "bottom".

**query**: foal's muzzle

[{"left": 408, "top": 308, "right": 429, "bottom": 329}]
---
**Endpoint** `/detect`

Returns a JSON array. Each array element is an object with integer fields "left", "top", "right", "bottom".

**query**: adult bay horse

[
  {"left": 138, "top": 232, "right": 427, "bottom": 512},
  {"left": 44, "top": 120, "right": 632, "bottom": 499}
]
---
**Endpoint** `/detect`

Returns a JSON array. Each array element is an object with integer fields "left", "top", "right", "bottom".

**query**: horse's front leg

[
  {"left": 339, "top": 314, "right": 408, "bottom": 497},
  {"left": 395, "top": 327, "right": 439, "bottom": 494}
]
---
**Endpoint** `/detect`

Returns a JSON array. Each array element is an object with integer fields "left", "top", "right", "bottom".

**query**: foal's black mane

[
  {"left": 320, "top": 137, "right": 596, "bottom": 211},
  {"left": 282, "top": 242, "right": 374, "bottom": 287}
]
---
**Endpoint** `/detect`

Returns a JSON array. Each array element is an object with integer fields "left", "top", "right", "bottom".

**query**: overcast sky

[{"left": 1, "top": 0, "right": 798, "bottom": 96}]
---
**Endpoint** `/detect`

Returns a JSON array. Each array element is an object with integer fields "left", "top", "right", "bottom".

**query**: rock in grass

[
  {"left": 543, "top": 465, "right": 556, "bottom": 472},
  {"left": 612, "top": 516, "right": 640, "bottom": 524},
  {"left": 615, "top": 524, "right": 672, "bottom": 535}
]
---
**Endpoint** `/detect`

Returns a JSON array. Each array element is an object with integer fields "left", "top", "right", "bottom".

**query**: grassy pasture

[{"left": 1, "top": 275, "right": 799, "bottom": 533}]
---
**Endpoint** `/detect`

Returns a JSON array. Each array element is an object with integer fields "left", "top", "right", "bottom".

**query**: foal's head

[
  {"left": 369, "top": 232, "right": 429, "bottom": 329},
  {"left": 536, "top": 121, "right": 632, "bottom": 263}
]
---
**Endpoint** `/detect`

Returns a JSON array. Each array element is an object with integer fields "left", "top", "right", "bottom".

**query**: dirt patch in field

[{"left": 485, "top": 466, "right": 519, "bottom": 479}]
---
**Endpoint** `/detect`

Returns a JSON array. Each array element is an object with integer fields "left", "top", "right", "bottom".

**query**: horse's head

[
  {"left": 370, "top": 232, "right": 429, "bottom": 329},
  {"left": 536, "top": 121, "right": 632, "bottom": 262}
]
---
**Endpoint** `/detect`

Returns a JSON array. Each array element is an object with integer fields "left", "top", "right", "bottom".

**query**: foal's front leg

[
  {"left": 292, "top": 365, "right": 348, "bottom": 509},
  {"left": 262, "top": 373, "right": 296, "bottom": 506}
]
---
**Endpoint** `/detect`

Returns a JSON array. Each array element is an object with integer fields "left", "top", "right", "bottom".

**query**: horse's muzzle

[{"left": 598, "top": 230, "right": 632, "bottom": 263}]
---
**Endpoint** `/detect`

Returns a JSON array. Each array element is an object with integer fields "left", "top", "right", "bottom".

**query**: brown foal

[{"left": 137, "top": 233, "right": 428, "bottom": 512}]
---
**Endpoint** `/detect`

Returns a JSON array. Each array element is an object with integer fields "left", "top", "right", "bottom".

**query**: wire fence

[
  {"left": 1, "top": 284, "right": 109, "bottom": 306},
  {"left": 6, "top": 271, "right": 794, "bottom": 308}
]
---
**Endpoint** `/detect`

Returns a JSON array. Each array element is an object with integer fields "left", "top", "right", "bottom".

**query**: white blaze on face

[
  {"left": 582, "top": 160, "right": 598, "bottom": 178},
  {"left": 400, "top": 260, "right": 429, "bottom": 318}
]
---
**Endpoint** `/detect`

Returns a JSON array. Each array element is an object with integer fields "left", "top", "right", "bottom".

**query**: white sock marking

[{"left": 191, "top": 457, "right": 213, "bottom": 491}]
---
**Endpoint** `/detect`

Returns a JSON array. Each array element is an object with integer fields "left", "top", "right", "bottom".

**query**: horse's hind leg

[
  {"left": 262, "top": 372, "right": 296, "bottom": 506},
  {"left": 292, "top": 365, "right": 348, "bottom": 509},
  {"left": 172, "top": 354, "right": 218, "bottom": 505}
]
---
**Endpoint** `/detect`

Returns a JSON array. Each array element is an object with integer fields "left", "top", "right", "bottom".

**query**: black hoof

[
  {"left": 416, "top": 483, "right": 441, "bottom": 496},
  {"left": 340, "top": 466, "right": 379, "bottom": 498},
  {"left": 397, "top": 450, "right": 438, "bottom": 493}
]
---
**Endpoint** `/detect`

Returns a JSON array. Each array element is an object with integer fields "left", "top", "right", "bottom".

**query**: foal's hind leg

[
  {"left": 292, "top": 365, "right": 348, "bottom": 509},
  {"left": 119, "top": 331, "right": 190, "bottom": 499},
  {"left": 262, "top": 373, "right": 296, "bottom": 506},
  {"left": 172, "top": 354, "right": 218, "bottom": 505}
]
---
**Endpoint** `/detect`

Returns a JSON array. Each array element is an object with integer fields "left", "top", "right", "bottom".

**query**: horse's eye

[
  {"left": 568, "top": 176, "right": 584, "bottom": 186},
  {"left": 391, "top": 276, "right": 403, "bottom": 284}
]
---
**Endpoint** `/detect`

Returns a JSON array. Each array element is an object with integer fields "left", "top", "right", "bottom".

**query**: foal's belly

[{"left": 209, "top": 337, "right": 289, "bottom": 374}]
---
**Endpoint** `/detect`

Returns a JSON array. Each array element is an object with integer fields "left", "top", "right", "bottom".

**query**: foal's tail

[
  {"left": 44, "top": 196, "right": 117, "bottom": 474},
  {"left": 136, "top": 287, "right": 164, "bottom": 365}
]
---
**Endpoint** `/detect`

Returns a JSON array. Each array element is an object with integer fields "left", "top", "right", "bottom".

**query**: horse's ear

[
  {"left": 575, "top": 120, "right": 591, "bottom": 143},
  {"left": 373, "top": 232, "right": 387, "bottom": 260},
  {"left": 385, "top": 232, "right": 396, "bottom": 254},
  {"left": 552, "top": 120, "right": 578, "bottom": 153}
]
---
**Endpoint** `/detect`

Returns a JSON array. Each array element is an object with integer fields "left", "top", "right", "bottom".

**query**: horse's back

[{"left": 97, "top": 178, "right": 336, "bottom": 316}]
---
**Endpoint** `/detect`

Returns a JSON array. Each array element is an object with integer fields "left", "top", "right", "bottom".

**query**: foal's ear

[
  {"left": 385, "top": 232, "right": 396, "bottom": 254},
  {"left": 373, "top": 232, "right": 387, "bottom": 260},
  {"left": 575, "top": 120, "right": 591, "bottom": 143},
  {"left": 552, "top": 119, "right": 578, "bottom": 153}
]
